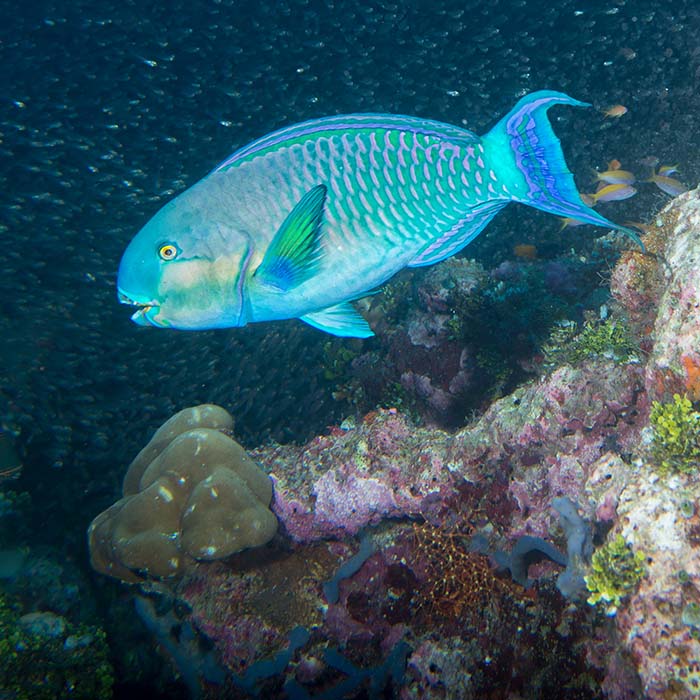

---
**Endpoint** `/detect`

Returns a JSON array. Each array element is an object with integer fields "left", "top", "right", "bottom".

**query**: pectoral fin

[
  {"left": 301, "top": 302, "right": 374, "bottom": 338},
  {"left": 254, "top": 184, "right": 327, "bottom": 291}
]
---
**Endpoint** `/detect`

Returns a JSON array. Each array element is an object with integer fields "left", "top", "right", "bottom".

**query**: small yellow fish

[
  {"left": 559, "top": 217, "right": 588, "bottom": 230},
  {"left": 646, "top": 172, "right": 687, "bottom": 196},
  {"left": 657, "top": 164, "right": 679, "bottom": 177},
  {"left": 584, "top": 183, "right": 637, "bottom": 204},
  {"left": 623, "top": 221, "right": 655, "bottom": 235},
  {"left": 603, "top": 104, "right": 628, "bottom": 118},
  {"left": 591, "top": 168, "right": 636, "bottom": 185}
]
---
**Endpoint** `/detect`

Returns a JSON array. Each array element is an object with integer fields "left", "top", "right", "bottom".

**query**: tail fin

[{"left": 483, "top": 91, "right": 644, "bottom": 250}]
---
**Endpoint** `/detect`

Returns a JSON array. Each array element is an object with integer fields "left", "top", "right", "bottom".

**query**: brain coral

[{"left": 88, "top": 405, "right": 278, "bottom": 582}]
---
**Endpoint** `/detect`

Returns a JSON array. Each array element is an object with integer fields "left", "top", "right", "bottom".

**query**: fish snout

[{"left": 117, "top": 289, "right": 162, "bottom": 326}]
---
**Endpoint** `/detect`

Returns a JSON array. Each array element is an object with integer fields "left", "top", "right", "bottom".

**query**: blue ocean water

[{"left": 1, "top": 0, "right": 698, "bottom": 697}]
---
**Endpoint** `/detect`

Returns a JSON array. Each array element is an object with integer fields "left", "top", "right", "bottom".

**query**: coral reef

[
  {"left": 411, "top": 520, "right": 514, "bottom": 620},
  {"left": 618, "top": 192, "right": 700, "bottom": 402},
  {"left": 599, "top": 466, "right": 700, "bottom": 699},
  {"left": 359, "top": 258, "right": 488, "bottom": 425},
  {"left": 0, "top": 590, "right": 114, "bottom": 700},
  {"left": 134, "top": 594, "right": 226, "bottom": 698},
  {"left": 132, "top": 348, "right": 644, "bottom": 696},
  {"left": 183, "top": 190, "right": 700, "bottom": 698},
  {"left": 330, "top": 251, "right": 613, "bottom": 427},
  {"left": 551, "top": 496, "right": 594, "bottom": 600},
  {"left": 589, "top": 188, "right": 700, "bottom": 699},
  {"left": 86, "top": 188, "right": 700, "bottom": 699},
  {"left": 286, "top": 640, "right": 411, "bottom": 699},
  {"left": 322, "top": 534, "right": 376, "bottom": 605},
  {"left": 88, "top": 405, "right": 278, "bottom": 582},
  {"left": 122, "top": 404, "right": 236, "bottom": 496}
]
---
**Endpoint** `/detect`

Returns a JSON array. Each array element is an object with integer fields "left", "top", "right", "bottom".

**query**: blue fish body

[{"left": 118, "top": 91, "right": 641, "bottom": 337}]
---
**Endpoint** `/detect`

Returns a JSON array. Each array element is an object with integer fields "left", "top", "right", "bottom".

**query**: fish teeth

[{"left": 118, "top": 291, "right": 157, "bottom": 307}]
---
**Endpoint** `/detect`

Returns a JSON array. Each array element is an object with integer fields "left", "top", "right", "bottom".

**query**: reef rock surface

[{"left": 107, "top": 189, "right": 700, "bottom": 699}]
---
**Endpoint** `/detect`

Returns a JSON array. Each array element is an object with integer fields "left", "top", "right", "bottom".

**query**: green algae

[
  {"left": 650, "top": 394, "right": 700, "bottom": 475},
  {"left": 542, "top": 316, "right": 639, "bottom": 370},
  {"left": 585, "top": 534, "right": 646, "bottom": 616}
]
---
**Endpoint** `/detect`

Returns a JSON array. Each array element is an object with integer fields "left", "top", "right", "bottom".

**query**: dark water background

[{"left": 1, "top": 0, "right": 699, "bottom": 690}]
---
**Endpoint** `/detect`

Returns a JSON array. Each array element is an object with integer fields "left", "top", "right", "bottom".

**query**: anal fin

[
  {"left": 409, "top": 201, "right": 507, "bottom": 267},
  {"left": 301, "top": 302, "right": 374, "bottom": 338}
]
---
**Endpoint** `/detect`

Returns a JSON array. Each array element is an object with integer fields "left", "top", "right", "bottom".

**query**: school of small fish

[{"left": 563, "top": 114, "right": 690, "bottom": 230}]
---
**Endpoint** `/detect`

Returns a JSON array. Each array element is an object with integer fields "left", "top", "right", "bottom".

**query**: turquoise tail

[{"left": 483, "top": 90, "right": 644, "bottom": 250}]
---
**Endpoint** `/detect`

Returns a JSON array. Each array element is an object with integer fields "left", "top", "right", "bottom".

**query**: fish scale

[
  {"left": 118, "top": 90, "right": 643, "bottom": 337},
  {"left": 238, "top": 125, "right": 486, "bottom": 265}
]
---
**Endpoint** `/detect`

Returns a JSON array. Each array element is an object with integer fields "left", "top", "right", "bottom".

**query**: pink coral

[
  {"left": 313, "top": 471, "right": 398, "bottom": 533},
  {"left": 265, "top": 410, "right": 459, "bottom": 542}
]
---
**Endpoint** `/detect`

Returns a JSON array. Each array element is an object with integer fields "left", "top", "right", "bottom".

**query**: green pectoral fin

[
  {"left": 254, "top": 184, "right": 327, "bottom": 291},
  {"left": 301, "top": 302, "right": 374, "bottom": 338}
]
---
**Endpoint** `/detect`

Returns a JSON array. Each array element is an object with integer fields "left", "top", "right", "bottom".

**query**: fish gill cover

[{"left": 0, "top": 0, "right": 699, "bottom": 697}]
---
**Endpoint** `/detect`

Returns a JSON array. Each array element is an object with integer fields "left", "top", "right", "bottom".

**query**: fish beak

[
  {"left": 130, "top": 306, "right": 158, "bottom": 326},
  {"left": 118, "top": 290, "right": 162, "bottom": 326}
]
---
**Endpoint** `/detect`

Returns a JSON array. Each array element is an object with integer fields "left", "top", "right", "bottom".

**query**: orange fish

[
  {"left": 607, "top": 159, "right": 622, "bottom": 170},
  {"left": 603, "top": 104, "right": 628, "bottom": 118},
  {"left": 513, "top": 244, "right": 538, "bottom": 260}
]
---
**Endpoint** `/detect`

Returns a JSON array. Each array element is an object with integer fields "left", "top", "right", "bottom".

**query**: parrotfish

[{"left": 118, "top": 90, "right": 642, "bottom": 338}]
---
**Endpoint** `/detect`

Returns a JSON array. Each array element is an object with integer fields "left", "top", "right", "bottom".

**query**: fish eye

[{"left": 158, "top": 243, "right": 178, "bottom": 261}]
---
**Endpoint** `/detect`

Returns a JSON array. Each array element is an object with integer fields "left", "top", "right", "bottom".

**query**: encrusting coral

[{"left": 88, "top": 405, "right": 278, "bottom": 582}]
